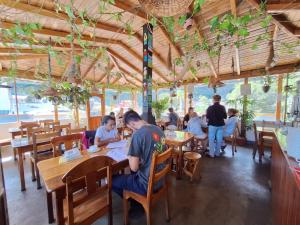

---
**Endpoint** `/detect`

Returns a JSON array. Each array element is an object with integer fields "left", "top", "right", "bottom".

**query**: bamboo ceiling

[{"left": 0, "top": 0, "right": 299, "bottom": 89}]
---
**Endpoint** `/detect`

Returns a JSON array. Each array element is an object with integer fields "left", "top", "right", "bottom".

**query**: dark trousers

[{"left": 112, "top": 173, "right": 147, "bottom": 197}]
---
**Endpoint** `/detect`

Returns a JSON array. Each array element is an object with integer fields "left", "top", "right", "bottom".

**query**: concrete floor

[{"left": 1, "top": 145, "right": 272, "bottom": 225}]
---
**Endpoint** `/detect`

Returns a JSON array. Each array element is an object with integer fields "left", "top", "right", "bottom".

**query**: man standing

[
  {"left": 112, "top": 110, "right": 166, "bottom": 197},
  {"left": 206, "top": 95, "right": 227, "bottom": 157}
]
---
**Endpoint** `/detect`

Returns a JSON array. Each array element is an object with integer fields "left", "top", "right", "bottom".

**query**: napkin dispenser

[{"left": 63, "top": 148, "right": 82, "bottom": 161}]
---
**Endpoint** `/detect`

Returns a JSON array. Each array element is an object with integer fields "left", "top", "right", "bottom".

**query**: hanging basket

[
  {"left": 262, "top": 84, "right": 270, "bottom": 93},
  {"left": 138, "top": 0, "right": 193, "bottom": 17}
]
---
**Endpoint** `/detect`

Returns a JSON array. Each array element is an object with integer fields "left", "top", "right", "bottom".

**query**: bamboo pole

[
  {"left": 184, "top": 85, "right": 187, "bottom": 114},
  {"left": 275, "top": 75, "right": 283, "bottom": 122},
  {"left": 13, "top": 77, "right": 19, "bottom": 122},
  {"left": 54, "top": 104, "right": 58, "bottom": 122}
]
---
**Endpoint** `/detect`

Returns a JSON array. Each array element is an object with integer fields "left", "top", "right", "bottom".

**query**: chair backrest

[
  {"left": 51, "top": 133, "right": 83, "bottom": 157},
  {"left": 39, "top": 119, "right": 54, "bottom": 126},
  {"left": 19, "top": 122, "right": 40, "bottom": 138},
  {"left": 67, "top": 126, "right": 87, "bottom": 135},
  {"left": 253, "top": 122, "right": 259, "bottom": 144},
  {"left": 44, "top": 121, "right": 60, "bottom": 130},
  {"left": 32, "top": 131, "right": 61, "bottom": 160},
  {"left": 53, "top": 123, "right": 71, "bottom": 135},
  {"left": 62, "top": 156, "right": 113, "bottom": 225},
  {"left": 147, "top": 148, "right": 172, "bottom": 201}
]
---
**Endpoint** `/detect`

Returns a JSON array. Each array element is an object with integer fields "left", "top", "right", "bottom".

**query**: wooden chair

[
  {"left": 62, "top": 156, "right": 114, "bottom": 225},
  {"left": 38, "top": 119, "right": 54, "bottom": 127},
  {"left": 19, "top": 122, "right": 40, "bottom": 138},
  {"left": 67, "top": 126, "right": 87, "bottom": 135},
  {"left": 51, "top": 133, "right": 83, "bottom": 157},
  {"left": 193, "top": 135, "right": 208, "bottom": 153},
  {"left": 224, "top": 125, "right": 239, "bottom": 156},
  {"left": 44, "top": 121, "right": 60, "bottom": 130},
  {"left": 53, "top": 123, "right": 71, "bottom": 135},
  {"left": 183, "top": 151, "right": 202, "bottom": 182},
  {"left": 31, "top": 130, "right": 61, "bottom": 189},
  {"left": 253, "top": 122, "right": 273, "bottom": 162},
  {"left": 123, "top": 148, "right": 172, "bottom": 225}
]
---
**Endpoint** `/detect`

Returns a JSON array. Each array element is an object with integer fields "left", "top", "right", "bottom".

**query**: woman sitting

[
  {"left": 221, "top": 108, "right": 239, "bottom": 150},
  {"left": 95, "top": 115, "right": 121, "bottom": 147},
  {"left": 187, "top": 112, "right": 207, "bottom": 139}
]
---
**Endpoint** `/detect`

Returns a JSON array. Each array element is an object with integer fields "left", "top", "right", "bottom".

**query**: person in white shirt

[
  {"left": 221, "top": 108, "right": 239, "bottom": 150},
  {"left": 187, "top": 112, "right": 207, "bottom": 150},
  {"left": 95, "top": 115, "right": 121, "bottom": 147}
]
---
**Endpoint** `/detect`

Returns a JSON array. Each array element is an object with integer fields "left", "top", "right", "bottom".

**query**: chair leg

[
  {"left": 145, "top": 207, "right": 151, "bottom": 225},
  {"left": 35, "top": 163, "right": 42, "bottom": 189},
  {"left": 31, "top": 161, "right": 36, "bottom": 181},
  {"left": 123, "top": 197, "right": 129, "bottom": 225},
  {"left": 165, "top": 192, "right": 170, "bottom": 222},
  {"left": 108, "top": 204, "right": 113, "bottom": 225},
  {"left": 13, "top": 148, "right": 17, "bottom": 160}
]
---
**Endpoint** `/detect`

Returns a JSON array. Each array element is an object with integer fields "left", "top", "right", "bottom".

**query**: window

[{"left": 0, "top": 78, "right": 17, "bottom": 124}]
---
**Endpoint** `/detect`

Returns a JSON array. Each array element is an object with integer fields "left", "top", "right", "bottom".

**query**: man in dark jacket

[{"left": 206, "top": 95, "right": 227, "bottom": 157}]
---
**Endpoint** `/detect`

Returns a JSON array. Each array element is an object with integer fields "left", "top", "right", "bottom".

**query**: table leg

[
  {"left": 12, "top": 135, "right": 17, "bottom": 161},
  {"left": 55, "top": 189, "right": 65, "bottom": 225},
  {"left": 176, "top": 145, "right": 183, "bottom": 179},
  {"left": 47, "top": 192, "right": 55, "bottom": 224},
  {"left": 17, "top": 149, "right": 26, "bottom": 191}
]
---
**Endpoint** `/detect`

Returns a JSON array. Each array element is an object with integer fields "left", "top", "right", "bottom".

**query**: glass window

[
  {"left": 89, "top": 96, "right": 102, "bottom": 117},
  {"left": 0, "top": 78, "right": 17, "bottom": 124}
]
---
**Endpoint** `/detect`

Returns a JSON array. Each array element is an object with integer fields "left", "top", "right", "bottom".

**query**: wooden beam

[
  {"left": 81, "top": 51, "right": 103, "bottom": 79},
  {"left": 246, "top": 0, "right": 300, "bottom": 38},
  {"left": 0, "top": 0, "right": 131, "bottom": 36},
  {"left": 188, "top": 6, "right": 218, "bottom": 78},
  {"left": 0, "top": 67, "right": 61, "bottom": 80},
  {"left": 97, "top": 63, "right": 115, "bottom": 83},
  {"left": 0, "top": 47, "right": 47, "bottom": 54},
  {"left": 267, "top": 3, "right": 300, "bottom": 13},
  {"left": 182, "top": 62, "right": 300, "bottom": 85},
  {"left": 276, "top": 75, "right": 283, "bottom": 121},
  {"left": 0, "top": 55, "right": 47, "bottom": 60},
  {"left": 119, "top": 66, "right": 143, "bottom": 84},
  {"left": 230, "top": 0, "right": 241, "bottom": 75},
  {"left": 265, "top": 25, "right": 279, "bottom": 71},
  {"left": 108, "top": 53, "right": 140, "bottom": 87}
]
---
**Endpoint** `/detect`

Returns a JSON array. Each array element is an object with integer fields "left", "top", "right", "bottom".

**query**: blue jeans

[
  {"left": 208, "top": 125, "right": 224, "bottom": 157},
  {"left": 112, "top": 173, "right": 147, "bottom": 197}
]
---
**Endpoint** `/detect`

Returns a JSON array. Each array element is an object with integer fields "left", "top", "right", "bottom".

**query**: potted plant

[
  {"left": 262, "top": 75, "right": 272, "bottom": 93},
  {"left": 152, "top": 97, "right": 169, "bottom": 120}
]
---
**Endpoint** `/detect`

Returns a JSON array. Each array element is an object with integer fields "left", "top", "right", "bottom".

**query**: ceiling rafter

[
  {"left": 246, "top": 0, "right": 300, "bottom": 38},
  {"left": 97, "top": 63, "right": 115, "bottom": 83},
  {"left": 0, "top": 0, "right": 171, "bottom": 77},
  {"left": 113, "top": 1, "right": 183, "bottom": 58},
  {"left": 81, "top": 51, "right": 103, "bottom": 79},
  {"left": 0, "top": 54, "right": 47, "bottom": 60},
  {"left": 266, "top": 3, "right": 300, "bottom": 13},
  {"left": 230, "top": 0, "right": 241, "bottom": 75},
  {"left": 0, "top": 67, "right": 61, "bottom": 80},
  {"left": 183, "top": 61, "right": 300, "bottom": 85}
]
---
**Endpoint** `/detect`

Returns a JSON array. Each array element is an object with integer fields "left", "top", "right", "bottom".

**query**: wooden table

[
  {"left": 164, "top": 131, "right": 194, "bottom": 179},
  {"left": 256, "top": 127, "right": 276, "bottom": 161},
  {"left": 8, "top": 128, "right": 25, "bottom": 160},
  {"left": 10, "top": 137, "right": 49, "bottom": 191},
  {"left": 38, "top": 149, "right": 129, "bottom": 225}
]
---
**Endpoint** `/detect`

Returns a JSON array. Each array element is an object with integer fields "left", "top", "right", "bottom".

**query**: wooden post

[
  {"left": 141, "top": 23, "right": 155, "bottom": 124},
  {"left": 13, "top": 77, "right": 20, "bottom": 122},
  {"left": 241, "top": 77, "right": 248, "bottom": 138},
  {"left": 132, "top": 90, "right": 138, "bottom": 111},
  {"left": 54, "top": 104, "right": 58, "bottom": 122},
  {"left": 101, "top": 87, "right": 105, "bottom": 116},
  {"left": 276, "top": 75, "right": 283, "bottom": 122},
  {"left": 184, "top": 85, "right": 187, "bottom": 114}
]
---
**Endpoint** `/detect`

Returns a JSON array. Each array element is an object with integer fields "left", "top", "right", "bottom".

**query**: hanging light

[{"left": 138, "top": 0, "right": 194, "bottom": 17}]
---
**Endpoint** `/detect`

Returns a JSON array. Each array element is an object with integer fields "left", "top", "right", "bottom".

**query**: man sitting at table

[
  {"left": 166, "top": 107, "right": 179, "bottom": 130},
  {"left": 112, "top": 110, "right": 166, "bottom": 197},
  {"left": 94, "top": 115, "right": 120, "bottom": 147},
  {"left": 206, "top": 94, "right": 227, "bottom": 157}
]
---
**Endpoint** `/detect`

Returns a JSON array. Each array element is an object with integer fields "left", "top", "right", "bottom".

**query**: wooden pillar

[
  {"left": 141, "top": 23, "right": 155, "bottom": 124},
  {"left": 276, "top": 75, "right": 283, "bottom": 122},
  {"left": 13, "top": 77, "right": 20, "bottom": 122},
  {"left": 132, "top": 90, "right": 138, "bottom": 111},
  {"left": 101, "top": 87, "right": 105, "bottom": 116},
  {"left": 184, "top": 85, "right": 187, "bottom": 114},
  {"left": 54, "top": 104, "right": 58, "bottom": 122},
  {"left": 241, "top": 77, "right": 248, "bottom": 138}
]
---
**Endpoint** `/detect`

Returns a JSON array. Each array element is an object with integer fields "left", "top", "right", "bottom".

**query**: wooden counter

[{"left": 272, "top": 130, "right": 300, "bottom": 225}]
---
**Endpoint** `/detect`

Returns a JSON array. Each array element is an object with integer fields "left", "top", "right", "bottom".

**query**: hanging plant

[{"left": 262, "top": 75, "right": 272, "bottom": 93}]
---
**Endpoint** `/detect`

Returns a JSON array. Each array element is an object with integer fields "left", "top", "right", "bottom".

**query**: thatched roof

[{"left": 0, "top": 0, "right": 299, "bottom": 89}]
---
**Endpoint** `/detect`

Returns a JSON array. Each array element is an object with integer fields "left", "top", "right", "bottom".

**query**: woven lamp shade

[{"left": 139, "top": 0, "right": 193, "bottom": 17}]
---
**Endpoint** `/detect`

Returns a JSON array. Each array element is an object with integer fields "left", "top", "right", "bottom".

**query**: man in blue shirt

[{"left": 112, "top": 110, "right": 166, "bottom": 197}]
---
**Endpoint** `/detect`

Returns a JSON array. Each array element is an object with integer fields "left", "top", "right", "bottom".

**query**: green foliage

[
  {"left": 193, "top": 0, "right": 205, "bottom": 15},
  {"left": 152, "top": 97, "right": 169, "bottom": 120}
]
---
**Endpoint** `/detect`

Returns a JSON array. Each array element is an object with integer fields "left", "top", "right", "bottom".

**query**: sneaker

[{"left": 221, "top": 145, "right": 227, "bottom": 151}]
